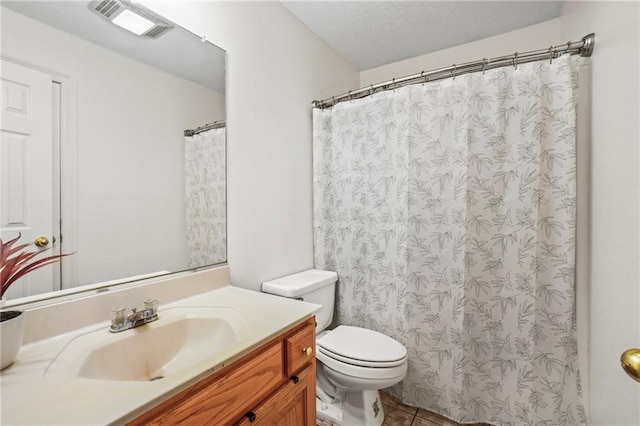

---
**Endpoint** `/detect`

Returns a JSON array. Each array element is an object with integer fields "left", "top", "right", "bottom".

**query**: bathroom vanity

[
  {"left": 131, "top": 317, "right": 315, "bottom": 425},
  {"left": 0, "top": 268, "right": 320, "bottom": 425}
]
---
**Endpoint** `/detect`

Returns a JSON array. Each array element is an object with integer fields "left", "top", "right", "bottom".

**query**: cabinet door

[
  {"left": 132, "top": 342, "right": 284, "bottom": 426},
  {"left": 237, "top": 364, "right": 315, "bottom": 426}
]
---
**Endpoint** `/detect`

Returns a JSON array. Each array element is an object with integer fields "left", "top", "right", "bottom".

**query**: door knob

[
  {"left": 621, "top": 349, "right": 640, "bottom": 382},
  {"left": 34, "top": 236, "right": 49, "bottom": 247}
]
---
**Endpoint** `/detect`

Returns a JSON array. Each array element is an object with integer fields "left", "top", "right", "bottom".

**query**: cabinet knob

[
  {"left": 245, "top": 411, "right": 257, "bottom": 422},
  {"left": 302, "top": 346, "right": 313, "bottom": 357}
]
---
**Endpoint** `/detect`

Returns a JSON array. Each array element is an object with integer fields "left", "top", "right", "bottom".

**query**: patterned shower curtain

[
  {"left": 184, "top": 127, "right": 226, "bottom": 267},
  {"left": 313, "top": 55, "right": 584, "bottom": 424}
]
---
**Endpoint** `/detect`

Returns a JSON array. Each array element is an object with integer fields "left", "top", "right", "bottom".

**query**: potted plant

[{"left": 1, "top": 233, "right": 70, "bottom": 370}]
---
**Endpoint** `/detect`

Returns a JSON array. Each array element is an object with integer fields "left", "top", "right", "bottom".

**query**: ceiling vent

[{"left": 88, "top": 0, "right": 173, "bottom": 38}]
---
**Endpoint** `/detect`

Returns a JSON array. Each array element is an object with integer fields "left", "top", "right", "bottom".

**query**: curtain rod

[
  {"left": 312, "top": 33, "right": 595, "bottom": 110},
  {"left": 184, "top": 119, "right": 226, "bottom": 137}
]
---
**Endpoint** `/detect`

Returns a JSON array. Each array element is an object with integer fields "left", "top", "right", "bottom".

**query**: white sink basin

[{"left": 45, "top": 306, "right": 252, "bottom": 382}]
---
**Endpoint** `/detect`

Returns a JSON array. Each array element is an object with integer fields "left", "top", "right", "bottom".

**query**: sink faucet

[{"left": 109, "top": 299, "right": 159, "bottom": 333}]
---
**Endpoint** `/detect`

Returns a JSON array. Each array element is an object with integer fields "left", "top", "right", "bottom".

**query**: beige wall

[{"left": 143, "top": 1, "right": 360, "bottom": 291}]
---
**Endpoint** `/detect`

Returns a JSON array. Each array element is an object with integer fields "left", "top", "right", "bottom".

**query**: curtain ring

[
  {"left": 482, "top": 58, "right": 487, "bottom": 74},
  {"left": 549, "top": 46, "right": 554, "bottom": 64},
  {"left": 392, "top": 78, "right": 396, "bottom": 91},
  {"left": 348, "top": 90, "right": 352, "bottom": 102},
  {"left": 370, "top": 84, "right": 374, "bottom": 96},
  {"left": 452, "top": 64, "right": 457, "bottom": 80},
  {"left": 513, "top": 52, "right": 519, "bottom": 70},
  {"left": 421, "top": 71, "right": 428, "bottom": 86}
]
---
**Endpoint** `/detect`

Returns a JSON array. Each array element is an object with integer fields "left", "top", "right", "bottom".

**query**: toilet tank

[{"left": 262, "top": 269, "right": 337, "bottom": 332}]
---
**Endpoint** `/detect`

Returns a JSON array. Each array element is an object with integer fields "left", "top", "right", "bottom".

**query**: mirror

[{"left": 1, "top": 1, "right": 226, "bottom": 303}]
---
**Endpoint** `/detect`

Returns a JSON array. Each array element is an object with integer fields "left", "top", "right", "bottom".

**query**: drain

[{"left": 149, "top": 376, "right": 164, "bottom": 381}]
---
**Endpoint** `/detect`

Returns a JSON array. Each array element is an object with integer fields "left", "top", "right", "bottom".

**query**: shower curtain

[
  {"left": 184, "top": 127, "right": 226, "bottom": 267},
  {"left": 313, "top": 55, "right": 584, "bottom": 424}
]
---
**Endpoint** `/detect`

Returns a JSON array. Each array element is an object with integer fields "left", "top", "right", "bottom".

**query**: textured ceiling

[
  {"left": 281, "top": 1, "right": 564, "bottom": 70},
  {"left": 2, "top": 1, "right": 225, "bottom": 93}
]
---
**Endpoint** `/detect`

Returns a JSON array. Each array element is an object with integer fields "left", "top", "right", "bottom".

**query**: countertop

[{"left": 0, "top": 285, "right": 320, "bottom": 425}]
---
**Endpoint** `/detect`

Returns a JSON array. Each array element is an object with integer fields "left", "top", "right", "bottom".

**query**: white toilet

[{"left": 262, "top": 269, "right": 408, "bottom": 426}]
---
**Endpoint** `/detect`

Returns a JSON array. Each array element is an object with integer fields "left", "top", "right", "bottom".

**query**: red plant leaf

[
  {"left": 3, "top": 257, "right": 63, "bottom": 290},
  {"left": 1, "top": 233, "right": 21, "bottom": 250},
  {"left": 1, "top": 253, "right": 72, "bottom": 298},
  {"left": 0, "top": 254, "right": 23, "bottom": 289},
  {"left": 0, "top": 233, "right": 22, "bottom": 265},
  {"left": 5, "top": 253, "right": 69, "bottom": 283},
  {"left": 0, "top": 233, "right": 73, "bottom": 298},
  {"left": 8, "top": 243, "right": 31, "bottom": 257},
  {"left": 1, "top": 249, "right": 39, "bottom": 276},
  {"left": 11, "top": 250, "right": 40, "bottom": 269}
]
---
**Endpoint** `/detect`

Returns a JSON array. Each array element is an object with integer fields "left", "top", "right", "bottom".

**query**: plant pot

[{"left": 1, "top": 310, "right": 25, "bottom": 370}]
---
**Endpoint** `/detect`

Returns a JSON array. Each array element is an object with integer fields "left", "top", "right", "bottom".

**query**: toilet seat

[
  {"left": 317, "top": 325, "right": 407, "bottom": 363},
  {"left": 317, "top": 348, "right": 407, "bottom": 381},
  {"left": 316, "top": 326, "right": 408, "bottom": 380},
  {"left": 317, "top": 346, "right": 406, "bottom": 368}
]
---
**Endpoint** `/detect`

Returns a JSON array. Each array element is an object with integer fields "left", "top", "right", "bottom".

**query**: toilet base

[
  {"left": 316, "top": 390, "right": 385, "bottom": 426},
  {"left": 316, "top": 396, "right": 342, "bottom": 424}
]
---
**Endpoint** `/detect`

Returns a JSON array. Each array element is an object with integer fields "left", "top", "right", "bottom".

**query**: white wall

[
  {"left": 560, "top": 2, "right": 640, "bottom": 424},
  {"left": 142, "top": 1, "right": 360, "bottom": 291},
  {"left": 2, "top": 8, "right": 225, "bottom": 288},
  {"left": 359, "top": 4, "right": 640, "bottom": 424},
  {"left": 361, "top": 19, "right": 562, "bottom": 86}
]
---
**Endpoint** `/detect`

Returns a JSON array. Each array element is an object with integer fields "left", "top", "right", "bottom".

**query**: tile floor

[{"left": 316, "top": 391, "right": 491, "bottom": 426}]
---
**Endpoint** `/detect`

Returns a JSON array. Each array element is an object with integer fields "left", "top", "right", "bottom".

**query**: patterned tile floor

[{"left": 316, "top": 391, "right": 491, "bottom": 426}]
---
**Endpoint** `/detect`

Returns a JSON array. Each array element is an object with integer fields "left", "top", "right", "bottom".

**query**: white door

[{"left": 0, "top": 59, "right": 55, "bottom": 299}]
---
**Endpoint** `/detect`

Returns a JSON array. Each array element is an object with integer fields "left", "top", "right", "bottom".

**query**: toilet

[{"left": 262, "top": 269, "right": 408, "bottom": 426}]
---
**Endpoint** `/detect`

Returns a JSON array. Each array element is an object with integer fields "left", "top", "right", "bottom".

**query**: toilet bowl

[
  {"left": 315, "top": 326, "right": 407, "bottom": 425},
  {"left": 262, "top": 270, "right": 408, "bottom": 426}
]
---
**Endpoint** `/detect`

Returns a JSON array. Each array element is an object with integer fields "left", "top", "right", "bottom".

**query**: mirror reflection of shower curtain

[{"left": 184, "top": 127, "right": 226, "bottom": 267}]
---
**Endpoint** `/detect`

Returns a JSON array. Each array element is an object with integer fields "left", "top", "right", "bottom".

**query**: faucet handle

[
  {"left": 109, "top": 307, "right": 127, "bottom": 326},
  {"left": 144, "top": 299, "right": 159, "bottom": 313}
]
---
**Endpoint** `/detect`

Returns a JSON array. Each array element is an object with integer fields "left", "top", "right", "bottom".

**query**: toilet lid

[
  {"left": 317, "top": 346, "right": 406, "bottom": 368},
  {"left": 317, "top": 326, "right": 407, "bottom": 363}
]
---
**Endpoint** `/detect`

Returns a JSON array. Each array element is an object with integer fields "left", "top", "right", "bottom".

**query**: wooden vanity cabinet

[
  {"left": 129, "top": 317, "right": 316, "bottom": 426},
  {"left": 236, "top": 364, "right": 314, "bottom": 425}
]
